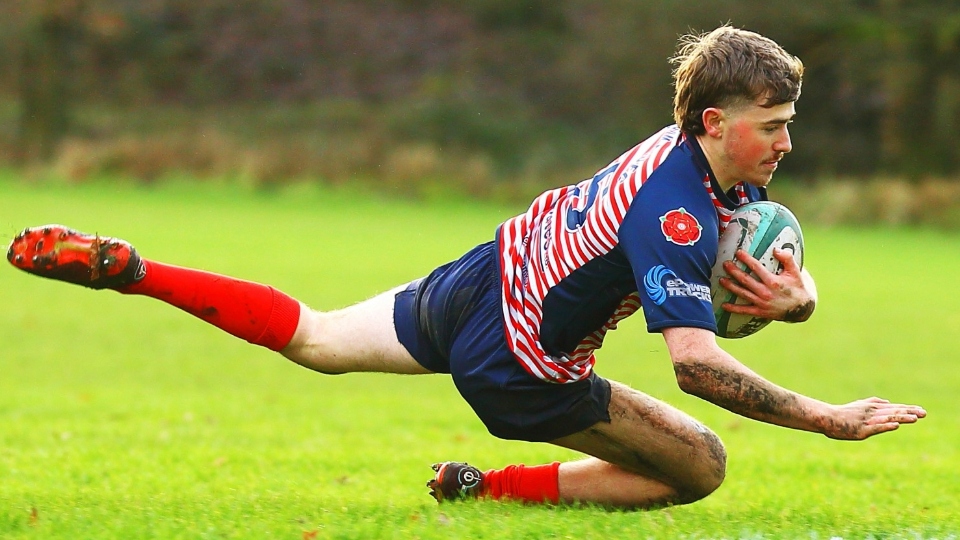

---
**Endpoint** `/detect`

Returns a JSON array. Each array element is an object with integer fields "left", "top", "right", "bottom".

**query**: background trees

[{"left": 4, "top": 0, "right": 959, "bottom": 180}]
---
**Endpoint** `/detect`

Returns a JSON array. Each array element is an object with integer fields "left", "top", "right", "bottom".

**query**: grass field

[{"left": 1, "top": 176, "right": 958, "bottom": 539}]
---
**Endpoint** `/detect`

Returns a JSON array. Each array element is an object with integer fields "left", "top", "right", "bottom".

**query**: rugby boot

[
  {"left": 7, "top": 225, "right": 145, "bottom": 290},
  {"left": 426, "top": 462, "right": 485, "bottom": 502}
]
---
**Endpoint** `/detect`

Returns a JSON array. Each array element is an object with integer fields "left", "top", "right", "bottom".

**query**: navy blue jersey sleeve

[{"left": 619, "top": 171, "right": 720, "bottom": 334}]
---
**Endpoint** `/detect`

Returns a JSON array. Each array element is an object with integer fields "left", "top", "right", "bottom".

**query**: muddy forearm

[{"left": 673, "top": 360, "right": 825, "bottom": 432}]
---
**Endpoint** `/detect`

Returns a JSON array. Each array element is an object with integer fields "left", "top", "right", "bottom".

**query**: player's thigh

[
  {"left": 282, "top": 284, "right": 431, "bottom": 375},
  {"left": 551, "top": 380, "right": 726, "bottom": 499}
]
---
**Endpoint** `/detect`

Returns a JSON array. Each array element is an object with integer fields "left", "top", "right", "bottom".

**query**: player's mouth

[{"left": 760, "top": 158, "right": 781, "bottom": 170}]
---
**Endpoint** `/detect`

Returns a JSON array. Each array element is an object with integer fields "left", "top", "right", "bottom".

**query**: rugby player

[{"left": 7, "top": 25, "right": 925, "bottom": 509}]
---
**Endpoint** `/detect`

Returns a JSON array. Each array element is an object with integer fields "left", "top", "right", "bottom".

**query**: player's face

[{"left": 719, "top": 100, "right": 795, "bottom": 188}]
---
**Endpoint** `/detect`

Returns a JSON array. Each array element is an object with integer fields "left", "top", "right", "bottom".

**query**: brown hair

[{"left": 671, "top": 26, "right": 804, "bottom": 135}]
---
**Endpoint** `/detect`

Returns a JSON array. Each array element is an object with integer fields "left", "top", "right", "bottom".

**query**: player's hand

[
  {"left": 822, "top": 397, "right": 927, "bottom": 440},
  {"left": 718, "top": 248, "right": 816, "bottom": 322}
]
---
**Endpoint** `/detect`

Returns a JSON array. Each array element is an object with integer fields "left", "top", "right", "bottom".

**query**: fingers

[
  {"left": 719, "top": 273, "right": 772, "bottom": 316},
  {"left": 830, "top": 400, "right": 927, "bottom": 440},
  {"left": 866, "top": 413, "right": 921, "bottom": 426},
  {"left": 725, "top": 251, "right": 772, "bottom": 287},
  {"left": 886, "top": 405, "right": 927, "bottom": 419},
  {"left": 722, "top": 248, "right": 793, "bottom": 290},
  {"left": 720, "top": 260, "right": 772, "bottom": 299},
  {"left": 737, "top": 249, "right": 773, "bottom": 281},
  {"left": 721, "top": 301, "right": 767, "bottom": 317},
  {"left": 863, "top": 403, "right": 927, "bottom": 432},
  {"left": 862, "top": 422, "right": 901, "bottom": 438},
  {"left": 773, "top": 247, "right": 801, "bottom": 272},
  {"left": 719, "top": 275, "right": 762, "bottom": 303},
  {"left": 718, "top": 273, "right": 774, "bottom": 317},
  {"left": 871, "top": 401, "right": 927, "bottom": 417},
  {"left": 725, "top": 248, "right": 799, "bottom": 283}
]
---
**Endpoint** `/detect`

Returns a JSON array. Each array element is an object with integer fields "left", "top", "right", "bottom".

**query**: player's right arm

[{"left": 661, "top": 326, "right": 927, "bottom": 440}]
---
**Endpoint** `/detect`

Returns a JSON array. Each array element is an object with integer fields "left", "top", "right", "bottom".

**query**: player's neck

[{"left": 695, "top": 134, "right": 737, "bottom": 193}]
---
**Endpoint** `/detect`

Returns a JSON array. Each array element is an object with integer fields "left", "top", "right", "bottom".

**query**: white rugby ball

[{"left": 711, "top": 201, "right": 804, "bottom": 339}]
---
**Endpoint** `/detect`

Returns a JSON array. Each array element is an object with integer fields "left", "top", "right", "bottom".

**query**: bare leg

[
  {"left": 282, "top": 284, "right": 431, "bottom": 375},
  {"left": 551, "top": 381, "right": 726, "bottom": 508}
]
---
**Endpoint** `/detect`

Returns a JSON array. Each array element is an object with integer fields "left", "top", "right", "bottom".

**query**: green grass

[{"left": 1, "top": 175, "right": 958, "bottom": 539}]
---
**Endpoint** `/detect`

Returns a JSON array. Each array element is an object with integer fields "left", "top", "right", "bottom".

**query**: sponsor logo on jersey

[
  {"left": 643, "top": 265, "right": 711, "bottom": 306},
  {"left": 660, "top": 207, "right": 702, "bottom": 246},
  {"left": 539, "top": 211, "right": 555, "bottom": 263}
]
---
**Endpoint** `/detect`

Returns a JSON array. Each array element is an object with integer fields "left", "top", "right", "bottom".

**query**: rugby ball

[{"left": 711, "top": 201, "right": 804, "bottom": 339}]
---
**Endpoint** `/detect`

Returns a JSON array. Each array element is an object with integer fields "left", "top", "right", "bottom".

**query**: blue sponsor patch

[
  {"left": 643, "top": 265, "right": 711, "bottom": 306},
  {"left": 643, "top": 265, "right": 676, "bottom": 305}
]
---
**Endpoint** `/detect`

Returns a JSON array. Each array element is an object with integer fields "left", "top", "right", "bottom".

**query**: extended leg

[{"left": 7, "top": 224, "right": 429, "bottom": 376}]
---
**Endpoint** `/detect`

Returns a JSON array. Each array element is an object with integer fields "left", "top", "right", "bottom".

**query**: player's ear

[{"left": 702, "top": 108, "right": 724, "bottom": 138}]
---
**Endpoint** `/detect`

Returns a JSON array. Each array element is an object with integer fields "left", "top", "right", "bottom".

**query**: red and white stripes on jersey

[
  {"left": 708, "top": 176, "right": 752, "bottom": 234},
  {"left": 497, "top": 125, "right": 686, "bottom": 384}
]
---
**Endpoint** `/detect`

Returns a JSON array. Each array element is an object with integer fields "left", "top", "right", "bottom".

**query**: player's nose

[{"left": 774, "top": 128, "right": 792, "bottom": 154}]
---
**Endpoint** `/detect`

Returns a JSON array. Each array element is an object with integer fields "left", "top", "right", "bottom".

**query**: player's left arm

[
  {"left": 663, "top": 326, "right": 926, "bottom": 439},
  {"left": 718, "top": 247, "right": 817, "bottom": 322}
]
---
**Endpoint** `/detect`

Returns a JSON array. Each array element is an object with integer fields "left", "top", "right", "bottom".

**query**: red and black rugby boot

[
  {"left": 7, "top": 225, "right": 145, "bottom": 290},
  {"left": 426, "top": 462, "right": 485, "bottom": 502}
]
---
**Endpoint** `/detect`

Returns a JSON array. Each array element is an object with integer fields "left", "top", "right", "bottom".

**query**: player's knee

[
  {"left": 677, "top": 429, "right": 727, "bottom": 503},
  {"left": 677, "top": 466, "right": 725, "bottom": 504},
  {"left": 281, "top": 310, "right": 349, "bottom": 374}
]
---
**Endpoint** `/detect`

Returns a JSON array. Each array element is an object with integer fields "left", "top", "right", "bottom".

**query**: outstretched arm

[
  {"left": 719, "top": 248, "right": 817, "bottom": 322},
  {"left": 662, "top": 327, "right": 926, "bottom": 440}
]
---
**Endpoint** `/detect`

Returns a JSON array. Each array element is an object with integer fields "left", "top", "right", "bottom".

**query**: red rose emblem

[{"left": 660, "top": 208, "right": 702, "bottom": 246}]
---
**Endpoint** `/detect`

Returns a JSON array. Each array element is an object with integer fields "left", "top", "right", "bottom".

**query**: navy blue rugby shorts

[{"left": 393, "top": 241, "right": 611, "bottom": 442}]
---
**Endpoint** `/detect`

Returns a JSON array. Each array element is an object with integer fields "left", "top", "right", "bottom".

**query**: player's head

[{"left": 671, "top": 25, "right": 803, "bottom": 135}]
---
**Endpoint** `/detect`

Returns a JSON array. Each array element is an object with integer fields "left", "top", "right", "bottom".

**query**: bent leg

[
  {"left": 433, "top": 380, "right": 726, "bottom": 508},
  {"left": 551, "top": 380, "right": 727, "bottom": 508}
]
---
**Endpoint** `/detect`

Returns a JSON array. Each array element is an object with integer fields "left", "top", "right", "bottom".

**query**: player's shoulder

[
  {"left": 635, "top": 150, "right": 713, "bottom": 211},
  {"left": 597, "top": 125, "right": 683, "bottom": 178},
  {"left": 619, "top": 137, "right": 719, "bottom": 243}
]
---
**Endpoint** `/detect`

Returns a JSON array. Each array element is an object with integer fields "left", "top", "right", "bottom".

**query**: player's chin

[{"left": 746, "top": 171, "right": 775, "bottom": 188}]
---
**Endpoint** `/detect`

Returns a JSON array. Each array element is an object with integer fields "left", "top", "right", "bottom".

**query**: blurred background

[{"left": 3, "top": 0, "right": 960, "bottom": 227}]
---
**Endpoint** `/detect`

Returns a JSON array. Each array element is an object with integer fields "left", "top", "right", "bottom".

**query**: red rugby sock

[
  {"left": 118, "top": 260, "right": 301, "bottom": 351},
  {"left": 482, "top": 462, "right": 560, "bottom": 504}
]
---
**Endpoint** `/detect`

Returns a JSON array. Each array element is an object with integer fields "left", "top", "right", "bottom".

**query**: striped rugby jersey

[{"left": 495, "top": 125, "right": 765, "bottom": 384}]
